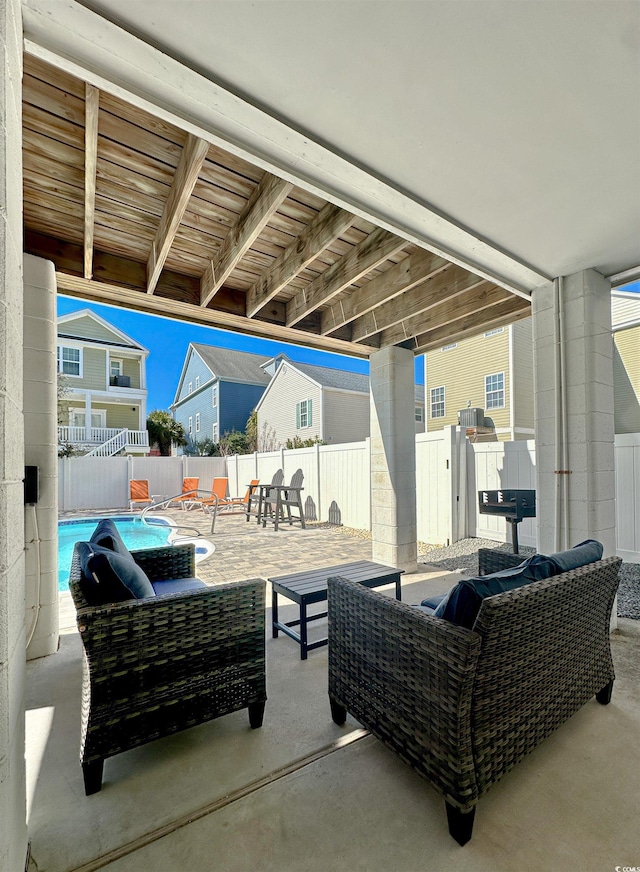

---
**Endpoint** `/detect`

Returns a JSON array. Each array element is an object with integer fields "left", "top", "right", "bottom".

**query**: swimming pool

[{"left": 58, "top": 517, "right": 213, "bottom": 591}]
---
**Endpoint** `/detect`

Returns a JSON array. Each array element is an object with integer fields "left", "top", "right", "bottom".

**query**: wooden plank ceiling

[{"left": 22, "top": 55, "right": 531, "bottom": 358}]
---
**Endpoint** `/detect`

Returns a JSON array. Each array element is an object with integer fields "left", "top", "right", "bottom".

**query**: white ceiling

[{"left": 40, "top": 1, "right": 640, "bottom": 283}]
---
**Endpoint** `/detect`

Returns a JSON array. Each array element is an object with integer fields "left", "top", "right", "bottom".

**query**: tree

[
  {"left": 218, "top": 429, "right": 250, "bottom": 456},
  {"left": 285, "top": 435, "right": 325, "bottom": 449},
  {"left": 245, "top": 409, "right": 258, "bottom": 452},
  {"left": 183, "top": 436, "right": 218, "bottom": 456},
  {"left": 146, "top": 410, "right": 187, "bottom": 456},
  {"left": 57, "top": 373, "right": 71, "bottom": 425}
]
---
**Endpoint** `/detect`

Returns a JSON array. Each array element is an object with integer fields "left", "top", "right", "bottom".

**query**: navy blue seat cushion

[
  {"left": 421, "top": 539, "right": 604, "bottom": 629},
  {"left": 77, "top": 541, "right": 155, "bottom": 605},
  {"left": 152, "top": 578, "right": 207, "bottom": 596},
  {"left": 90, "top": 519, "right": 132, "bottom": 560}
]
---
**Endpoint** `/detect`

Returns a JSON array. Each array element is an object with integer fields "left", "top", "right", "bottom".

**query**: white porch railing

[{"left": 58, "top": 426, "right": 149, "bottom": 449}]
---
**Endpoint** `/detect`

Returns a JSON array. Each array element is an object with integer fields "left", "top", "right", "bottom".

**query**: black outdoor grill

[{"left": 478, "top": 489, "right": 536, "bottom": 554}]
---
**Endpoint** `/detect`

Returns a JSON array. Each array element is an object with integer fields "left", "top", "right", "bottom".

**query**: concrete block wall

[
  {"left": 532, "top": 270, "right": 616, "bottom": 556},
  {"left": 369, "top": 346, "right": 417, "bottom": 572},
  {"left": 0, "top": 0, "right": 28, "bottom": 869},
  {"left": 24, "top": 255, "right": 59, "bottom": 660}
]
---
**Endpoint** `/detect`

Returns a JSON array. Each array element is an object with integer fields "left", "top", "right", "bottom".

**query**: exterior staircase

[
  {"left": 57, "top": 427, "right": 150, "bottom": 457},
  {"left": 86, "top": 429, "right": 129, "bottom": 457}
]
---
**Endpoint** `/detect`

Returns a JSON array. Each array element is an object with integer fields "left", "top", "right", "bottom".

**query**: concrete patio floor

[{"left": 31, "top": 515, "right": 640, "bottom": 871}]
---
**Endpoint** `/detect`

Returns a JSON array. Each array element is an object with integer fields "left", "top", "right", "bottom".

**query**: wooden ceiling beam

[
  {"left": 285, "top": 226, "right": 407, "bottom": 327},
  {"left": 409, "top": 297, "right": 531, "bottom": 354},
  {"left": 321, "top": 247, "right": 450, "bottom": 335},
  {"left": 350, "top": 265, "right": 488, "bottom": 343},
  {"left": 200, "top": 174, "right": 293, "bottom": 307},
  {"left": 146, "top": 134, "right": 210, "bottom": 295},
  {"left": 378, "top": 283, "right": 512, "bottom": 346},
  {"left": 83, "top": 83, "right": 99, "bottom": 279},
  {"left": 55, "top": 272, "right": 372, "bottom": 358},
  {"left": 245, "top": 202, "right": 356, "bottom": 318}
]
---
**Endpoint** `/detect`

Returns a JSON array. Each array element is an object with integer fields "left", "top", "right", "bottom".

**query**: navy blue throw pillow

[
  {"left": 77, "top": 542, "right": 155, "bottom": 605},
  {"left": 546, "top": 539, "right": 603, "bottom": 573},
  {"left": 90, "top": 519, "right": 132, "bottom": 560},
  {"left": 439, "top": 553, "right": 559, "bottom": 629}
]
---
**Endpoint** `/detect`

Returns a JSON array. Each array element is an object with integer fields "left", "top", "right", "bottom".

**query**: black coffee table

[{"left": 269, "top": 560, "right": 404, "bottom": 659}]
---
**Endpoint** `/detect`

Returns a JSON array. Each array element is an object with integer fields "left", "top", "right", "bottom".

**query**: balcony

[{"left": 58, "top": 426, "right": 150, "bottom": 454}]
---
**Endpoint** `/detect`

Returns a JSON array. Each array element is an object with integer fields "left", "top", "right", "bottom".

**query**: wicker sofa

[
  {"left": 70, "top": 542, "right": 266, "bottom": 795},
  {"left": 328, "top": 548, "right": 621, "bottom": 845}
]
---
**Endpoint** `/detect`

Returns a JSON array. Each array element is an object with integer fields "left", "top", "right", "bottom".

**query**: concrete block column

[
  {"left": 370, "top": 346, "right": 417, "bottom": 572},
  {"left": 24, "top": 254, "right": 59, "bottom": 660},
  {"left": 532, "top": 269, "right": 616, "bottom": 556},
  {"left": 0, "top": 0, "right": 28, "bottom": 869}
]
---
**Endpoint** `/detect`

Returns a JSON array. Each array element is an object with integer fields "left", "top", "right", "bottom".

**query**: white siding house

[{"left": 256, "top": 359, "right": 424, "bottom": 448}]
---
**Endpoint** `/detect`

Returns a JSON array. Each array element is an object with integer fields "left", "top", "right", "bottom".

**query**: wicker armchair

[
  {"left": 70, "top": 542, "right": 267, "bottom": 795},
  {"left": 328, "top": 549, "right": 621, "bottom": 844}
]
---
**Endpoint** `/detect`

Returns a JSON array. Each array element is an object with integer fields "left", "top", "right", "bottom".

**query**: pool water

[{"left": 58, "top": 517, "right": 171, "bottom": 591}]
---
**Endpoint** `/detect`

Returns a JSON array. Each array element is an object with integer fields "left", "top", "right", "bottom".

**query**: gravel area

[{"left": 417, "top": 537, "right": 640, "bottom": 620}]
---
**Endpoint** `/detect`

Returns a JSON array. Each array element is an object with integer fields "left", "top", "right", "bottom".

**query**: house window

[
  {"left": 110, "top": 359, "right": 122, "bottom": 378},
  {"left": 415, "top": 406, "right": 424, "bottom": 422},
  {"left": 212, "top": 422, "right": 219, "bottom": 442},
  {"left": 195, "top": 412, "right": 200, "bottom": 433},
  {"left": 296, "top": 398, "right": 312, "bottom": 429},
  {"left": 441, "top": 343, "right": 457, "bottom": 352},
  {"left": 430, "top": 386, "right": 445, "bottom": 418},
  {"left": 188, "top": 381, "right": 193, "bottom": 394},
  {"left": 195, "top": 376, "right": 200, "bottom": 389},
  {"left": 188, "top": 416, "right": 193, "bottom": 435},
  {"left": 484, "top": 327, "right": 504, "bottom": 337},
  {"left": 69, "top": 409, "right": 105, "bottom": 429},
  {"left": 485, "top": 372, "right": 505, "bottom": 409},
  {"left": 212, "top": 385, "right": 218, "bottom": 408},
  {"left": 57, "top": 345, "right": 82, "bottom": 377}
]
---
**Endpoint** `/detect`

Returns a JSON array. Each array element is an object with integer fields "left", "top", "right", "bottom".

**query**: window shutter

[
  {"left": 307, "top": 399, "right": 312, "bottom": 426},
  {"left": 296, "top": 402, "right": 301, "bottom": 429}
]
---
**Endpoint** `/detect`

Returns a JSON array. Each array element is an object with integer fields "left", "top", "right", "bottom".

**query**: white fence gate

[{"left": 469, "top": 440, "right": 537, "bottom": 548}]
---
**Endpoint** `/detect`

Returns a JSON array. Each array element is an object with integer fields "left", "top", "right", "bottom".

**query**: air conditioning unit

[
  {"left": 112, "top": 375, "right": 131, "bottom": 387},
  {"left": 458, "top": 407, "right": 485, "bottom": 428}
]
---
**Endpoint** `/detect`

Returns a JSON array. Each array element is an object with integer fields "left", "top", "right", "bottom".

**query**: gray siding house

[
  {"left": 256, "top": 359, "right": 425, "bottom": 448},
  {"left": 171, "top": 343, "right": 270, "bottom": 450}
]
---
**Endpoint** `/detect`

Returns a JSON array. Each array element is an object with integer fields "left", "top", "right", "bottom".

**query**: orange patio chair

[
  {"left": 204, "top": 479, "right": 260, "bottom": 530},
  {"left": 199, "top": 477, "right": 230, "bottom": 511},
  {"left": 129, "top": 479, "right": 153, "bottom": 511},
  {"left": 170, "top": 477, "right": 200, "bottom": 510}
]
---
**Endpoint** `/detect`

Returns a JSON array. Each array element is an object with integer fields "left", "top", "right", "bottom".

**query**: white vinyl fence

[
  {"left": 615, "top": 434, "right": 640, "bottom": 562},
  {"left": 58, "top": 430, "right": 640, "bottom": 562},
  {"left": 58, "top": 455, "right": 226, "bottom": 511}
]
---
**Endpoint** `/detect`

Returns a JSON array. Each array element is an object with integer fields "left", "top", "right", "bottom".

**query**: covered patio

[
  {"left": 30, "top": 516, "right": 640, "bottom": 871},
  {"left": 2, "top": 2, "right": 639, "bottom": 870}
]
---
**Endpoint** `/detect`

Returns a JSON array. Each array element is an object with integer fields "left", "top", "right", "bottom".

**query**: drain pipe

[
  {"left": 558, "top": 276, "right": 570, "bottom": 549},
  {"left": 553, "top": 277, "right": 570, "bottom": 551},
  {"left": 25, "top": 504, "right": 42, "bottom": 647}
]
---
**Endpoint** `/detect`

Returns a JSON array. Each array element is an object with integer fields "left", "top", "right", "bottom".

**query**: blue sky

[
  {"left": 57, "top": 295, "right": 425, "bottom": 412},
  {"left": 57, "top": 280, "right": 639, "bottom": 412}
]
